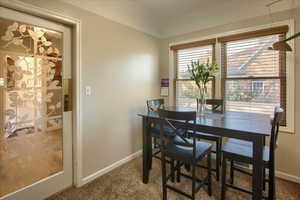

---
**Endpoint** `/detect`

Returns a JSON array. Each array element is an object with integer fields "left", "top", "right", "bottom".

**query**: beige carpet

[{"left": 48, "top": 156, "right": 300, "bottom": 200}]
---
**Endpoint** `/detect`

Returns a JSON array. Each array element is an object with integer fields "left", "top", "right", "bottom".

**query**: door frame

[{"left": 0, "top": 0, "right": 83, "bottom": 187}]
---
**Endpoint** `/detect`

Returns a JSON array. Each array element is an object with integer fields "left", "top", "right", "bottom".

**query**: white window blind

[
  {"left": 175, "top": 45, "right": 214, "bottom": 108},
  {"left": 222, "top": 34, "right": 287, "bottom": 123}
]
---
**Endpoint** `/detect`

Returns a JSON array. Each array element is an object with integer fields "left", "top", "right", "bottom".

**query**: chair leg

[
  {"left": 269, "top": 165, "right": 276, "bottom": 200},
  {"left": 171, "top": 159, "right": 175, "bottom": 182},
  {"left": 192, "top": 162, "right": 196, "bottom": 200},
  {"left": 207, "top": 152, "right": 212, "bottom": 196},
  {"left": 185, "top": 164, "right": 191, "bottom": 172},
  {"left": 219, "top": 137, "right": 223, "bottom": 167},
  {"left": 229, "top": 160, "right": 234, "bottom": 184},
  {"left": 216, "top": 140, "right": 221, "bottom": 181},
  {"left": 263, "top": 167, "right": 266, "bottom": 191},
  {"left": 176, "top": 161, "right": 181, "bottom": 183},
  {"left": 221, "top": 156, "right": 227, "bottom": 200},
  {"left": 161, "top": 153, "right": 167, "bottom": 200}
]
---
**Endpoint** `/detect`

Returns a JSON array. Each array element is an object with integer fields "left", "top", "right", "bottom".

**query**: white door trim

[{"left": 0, "top": 0, "right": 84, "bottom": 187}]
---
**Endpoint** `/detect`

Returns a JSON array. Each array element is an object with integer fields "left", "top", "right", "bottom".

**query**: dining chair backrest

[
  {"left": 206, "top": 99, "right": 224, "bottom": 113},
  {"left": 269, "top": 107, "right": 283, "bottom": 165},
  {"left": 147, "top": 99, "right": 164, "bottom": 112},
  {"left": 157, "top": 109, "right": 197, "bottom": 158}
]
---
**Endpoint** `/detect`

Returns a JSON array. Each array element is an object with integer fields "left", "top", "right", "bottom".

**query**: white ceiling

[
  {"left": 61, "top": 0, "right": 300, "bottom": 38},
  {"left": 136, "top": 0, "right": 205, "bottom": 18}
]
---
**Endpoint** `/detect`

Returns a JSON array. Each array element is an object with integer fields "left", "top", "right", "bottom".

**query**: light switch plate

[
  {"left": 0, "top": 78, "right": 4, "bottom": 86},
  {"left": 85, "top": 86, "right": 91, "bottom": 96}
]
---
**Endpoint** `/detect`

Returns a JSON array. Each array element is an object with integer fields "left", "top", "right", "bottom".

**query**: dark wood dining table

[{"left": 138, "top": 106, "right": 272, "bottom": 200}]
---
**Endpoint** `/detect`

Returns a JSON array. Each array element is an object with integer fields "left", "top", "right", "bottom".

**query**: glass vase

[{"left": 196, "top": 87, "right": 207, "bottom": 116}]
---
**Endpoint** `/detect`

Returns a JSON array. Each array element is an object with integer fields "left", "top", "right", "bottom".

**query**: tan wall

[
  {"left": 20, "top": 0, "right": 161, "bottom": 178},
  {"left": 160, "top": 8, "right": 300, "bottom": 178}
]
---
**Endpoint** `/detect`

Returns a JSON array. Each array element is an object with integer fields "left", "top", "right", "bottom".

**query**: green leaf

[{"left": 186, "top": 58, "right": 218, "bottom": 89}]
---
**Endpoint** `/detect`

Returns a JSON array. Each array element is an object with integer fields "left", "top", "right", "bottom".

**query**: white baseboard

[
  {"left": 80, "top": 150, "right": 142, "bottom": 186},
  {"left": 233, "top": 164, "right": 300, "bottom": 184},
  {"left": 276, "top": 171, "right": 300, "bottom": 184}
]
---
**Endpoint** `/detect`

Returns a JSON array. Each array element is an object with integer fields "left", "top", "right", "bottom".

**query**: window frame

[
  {"left": 169, "top": 20, "right": 295, "bottom": 133},
  {"left": 173, "top": 42, "right": 217, "bottom": 107}
]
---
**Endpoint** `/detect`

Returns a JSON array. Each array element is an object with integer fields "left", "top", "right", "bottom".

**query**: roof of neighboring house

[{"left": 227, "top": 35, "right": 279, "bottom": 77}]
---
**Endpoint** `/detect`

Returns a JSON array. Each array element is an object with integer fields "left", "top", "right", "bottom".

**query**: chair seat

[
  {"left": 222, "top": 142, "right": 270, "bottom": 163},
  {"left": 195, "top": 132, "right": 221, "bottom": 141},
  {"left": 164, "top": 136, "right": 212, "bottom": 163},
  {"left": 227, "top": 138, "right": 252, "bottom": 146}
]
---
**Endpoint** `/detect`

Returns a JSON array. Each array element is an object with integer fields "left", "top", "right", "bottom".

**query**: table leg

[
  {"left": 148, "top": 130, "right": 153, "bottom": 170},
  {"left": 142, "top": 117, "right": 150, "bottom": 184},
  {"left": 252, "top": 136, "right": 264, "bottom": 200}
]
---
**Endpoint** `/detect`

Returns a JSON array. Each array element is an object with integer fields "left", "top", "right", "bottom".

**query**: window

[
  {"left": 171, "top": 40, "right": 216, "bottom": 108},
  {"left": 251, "top": 81, "right": 265, "bottom": 94},
  {"left": 220, "top": 26, "right": 288, "bottom": 124}
]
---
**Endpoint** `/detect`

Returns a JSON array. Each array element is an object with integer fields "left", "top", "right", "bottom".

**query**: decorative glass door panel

[{"left": 0, "top": 17, "right": 64, "bottom": 197}]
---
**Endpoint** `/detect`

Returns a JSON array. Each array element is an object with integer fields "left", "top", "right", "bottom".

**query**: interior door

[{"left": 0, "top": 6, "right": 73, "bottom": 200}]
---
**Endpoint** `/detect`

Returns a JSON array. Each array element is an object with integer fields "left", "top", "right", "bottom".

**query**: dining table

[{"left": 138, "top": 106, "right": 272, "bottom": 200}]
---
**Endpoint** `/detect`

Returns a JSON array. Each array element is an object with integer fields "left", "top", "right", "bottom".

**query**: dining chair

[
  {"left": 220, "top": 107, "right": 283, "bottom": 200},
  {"left": 146, "top": 99, "right": 174, "bottom": 169},
  {"left": 147, "top": 99, "right": 166, "bottom": 148},
  {"left": 195, "top": 99, "right": 224, "bottom": 181},
  {"left": 147, "top": 99, "right": 165, "bottom": 112},
  {"left": 205, "top": 99, "right": 225, "bottom": 113},
  {"left": 226, "top": 137, "right": 258, "bottom": 187},
  {"left": 157, "top": 109, "right": 212, "bottom": 200}
]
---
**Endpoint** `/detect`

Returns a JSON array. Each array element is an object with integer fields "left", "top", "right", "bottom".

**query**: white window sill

[{"left": 280, "top": 125, "right": 294, "bottom": 134}]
